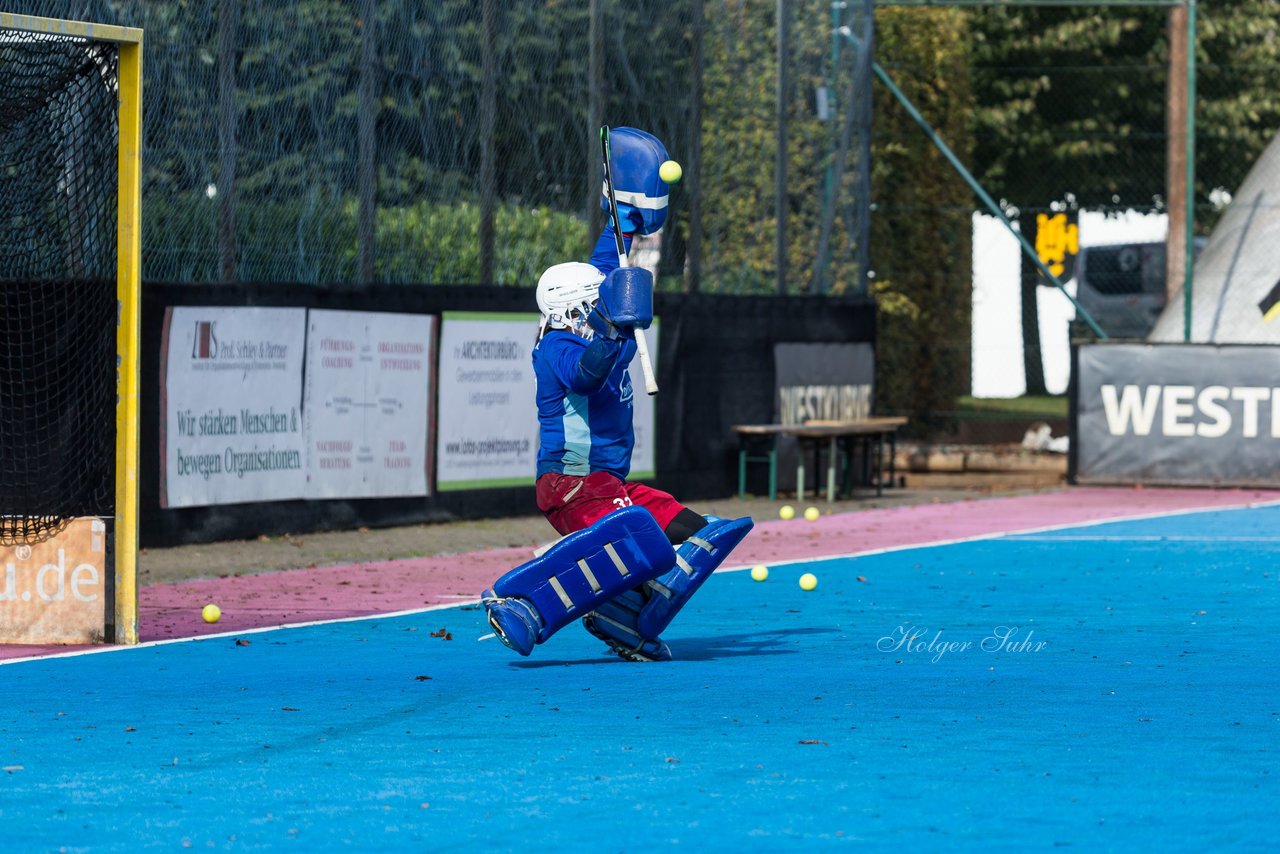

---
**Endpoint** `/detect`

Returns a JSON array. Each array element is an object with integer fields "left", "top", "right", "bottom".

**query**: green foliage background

[
  {"left": 14, "top": 0, "right": 1280, "bottom": 423},
  {"left": 870, "top": 7, "right": 974, "bottom": 422}
]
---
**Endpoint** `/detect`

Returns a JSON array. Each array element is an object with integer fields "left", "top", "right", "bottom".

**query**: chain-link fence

[
  {"left": 966, "top": 3, "right": 1177, "bottom": 408},
  {"left": 14, "top": 1, "right": 875, "bottom": 294},
  {"left": 853, "top": 1, "right": 1274, "bottom": 436},
  {"left": 11, "top": 1, "right": 1278, "bottom": 436},
  {"left": 888, "top": 1, "right": 1278, "bottom": 436}
]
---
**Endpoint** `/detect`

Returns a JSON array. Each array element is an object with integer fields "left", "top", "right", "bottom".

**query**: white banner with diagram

[{"left": 303, "top": 310, "right": 435, "bottom": 499}]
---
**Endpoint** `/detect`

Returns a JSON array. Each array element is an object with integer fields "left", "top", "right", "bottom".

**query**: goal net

[{"left": 0, "top": 13, "right": 141, "bottom": 644}]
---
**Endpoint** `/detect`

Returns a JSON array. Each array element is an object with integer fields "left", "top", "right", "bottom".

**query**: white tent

[{"left": 1151, "top": 129, "right": 1280, "bottom": 343}]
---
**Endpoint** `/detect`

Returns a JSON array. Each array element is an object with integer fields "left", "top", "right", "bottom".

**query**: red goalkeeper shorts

[{"left": 535, "top": 471, "right": 687, "bottom": 537}]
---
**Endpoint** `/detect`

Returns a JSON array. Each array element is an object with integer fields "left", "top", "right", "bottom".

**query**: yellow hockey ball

[
  {"left": 779, "top": 505, "right": 796, "bottom": 520},
  {"left": 750, "top": 565, "right": 769, "bottom": 582},
  {"left": 804, "top": 506, "right": 821, "bottom": 522},
  {"left": 659, "top": 159, "right": 683, "bottom": 184},
  {"left": 201, "top": 603, "right": 221, "bottom": 624},
  {"left": 798, "top": 573, "right": 818, "bottom": 591}
]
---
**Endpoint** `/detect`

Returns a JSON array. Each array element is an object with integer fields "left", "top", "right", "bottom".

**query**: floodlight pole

[
  {"left": 1182, "top": 0, "right": 1197, "bottom": 342},
  {"left": 776, "top": 0, "right": 790, "bottom": 296},
  {"left": 835, "top": 26, "right": 1108, "bottom": 339}
]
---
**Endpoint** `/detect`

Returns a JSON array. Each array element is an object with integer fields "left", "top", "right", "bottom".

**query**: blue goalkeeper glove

[{"left": 587, "top": 267, "right": 653, "bottom": 340}]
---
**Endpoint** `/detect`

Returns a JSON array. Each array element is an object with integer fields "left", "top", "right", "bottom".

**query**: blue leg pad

[
  {"left": 581, "top": 590, "right": 672, "bottom": 662},
  {"left": 636, "top": 515, "right": 754, "bottom": 639},
  {"left": 483, "top": 506, "right": 676, "bottom": 655}
]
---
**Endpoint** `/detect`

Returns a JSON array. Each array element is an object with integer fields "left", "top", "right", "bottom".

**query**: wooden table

[{"left": 732, "top": 417, "right": 909, "bottom": 502}]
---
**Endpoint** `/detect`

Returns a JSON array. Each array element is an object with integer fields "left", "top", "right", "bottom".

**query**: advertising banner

[
  {"left": 304, "top": 310, "right": 436, "bottom": 499},
  {"left": 1073, "top": 343, "right": 1280, "bottom": 486},
  {"left": 436, "top": 313, "right": 658, "bottom": 490},
  {"left": 770, "top": 342, "right": 876, "bottom": 491},
  {"left": 161, "top": 307, "right": 308, "bottom": 508},
  {"left": 435, "top": 313, "right": 540, "bottom": 490},
  {"left": 774, "top": 342, "right": 875, "bottom": 425},
  {"left": 0, "top": 518, "right": 107, "bottom": 644}
]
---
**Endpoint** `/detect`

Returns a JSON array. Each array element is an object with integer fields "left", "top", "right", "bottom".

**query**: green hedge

[{"left": 143, "top": 193, "right": 586, "bottom": 286}]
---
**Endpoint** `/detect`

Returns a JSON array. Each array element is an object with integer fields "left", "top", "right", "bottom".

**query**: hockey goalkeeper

[{"left": 482, "top": 128, "right": 753, "bottom": 662}]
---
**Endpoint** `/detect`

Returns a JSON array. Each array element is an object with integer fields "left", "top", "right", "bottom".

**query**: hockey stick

[{"left": 600, "top": 125, "right": 659, "bottom": 396}]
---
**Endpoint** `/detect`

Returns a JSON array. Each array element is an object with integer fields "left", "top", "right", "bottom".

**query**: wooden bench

[
  {"left": 730, "top": 424, "right": 790, "bottom": 501},
  {"left": 732, "top": 416, "right": 909, "bottom": 503}
]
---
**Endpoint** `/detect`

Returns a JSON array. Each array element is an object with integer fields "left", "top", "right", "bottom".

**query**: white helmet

[{"left": 536, "top": 262, "right": 604, "bottom": 338}]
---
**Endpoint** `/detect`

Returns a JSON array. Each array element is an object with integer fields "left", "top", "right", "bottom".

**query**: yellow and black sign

[
  {"left": 1034, "top": 210, "right": 1079, "bottom": 286},
  {"left": 1260, "top": 279, "right": 1280, "bottom": 323}
]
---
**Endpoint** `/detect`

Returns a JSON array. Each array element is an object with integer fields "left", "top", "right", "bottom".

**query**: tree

[
  {"left": 1193, "top": 1, "right": 1280, "bottom": 223},
  {"left": 968, "top": 1, "right": 1280, "bottom": 387},
  {"left": 969, "top": 5, "right": 1166, "bottom": 391},
  {"left": 698, "top": 0, "right": 858, "bottom": 295},
  {"left": 870, "top": 7, "right": 975, "bottom": 421}
]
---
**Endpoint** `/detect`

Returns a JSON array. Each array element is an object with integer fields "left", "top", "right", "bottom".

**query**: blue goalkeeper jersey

[{"left": 533, "top": 330, "right": 637, "bottom": 480}]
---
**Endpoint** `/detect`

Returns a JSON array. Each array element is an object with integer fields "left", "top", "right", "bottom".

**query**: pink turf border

[{"left": 3, "top": 486, "right": 1275, "bottom": 661}]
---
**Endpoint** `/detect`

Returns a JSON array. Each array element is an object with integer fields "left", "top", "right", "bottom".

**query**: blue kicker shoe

[
  {"left": 582, "top": 589, "right": 672, "bottom": 662},
  {"left": 482, "top": 589, "right": 540, "bottom": 656}
]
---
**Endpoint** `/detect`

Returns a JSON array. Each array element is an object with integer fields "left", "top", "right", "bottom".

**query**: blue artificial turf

[{"left": 2, "top": 505, "right": 1276, "bottom": 850}]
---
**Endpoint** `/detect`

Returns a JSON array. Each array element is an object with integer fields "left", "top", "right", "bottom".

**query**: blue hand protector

[
  {"left": 588, "top": 267, "right": 653, "bottom": 340},
  {"left": 586, "top": 305, "right": 631, "bottom": 341},
  {"left": 601, "top": 127, "right": 671, "bottom": 236},
  {"left": 615, "top": 202, "right": 648, "bottom": 235}
]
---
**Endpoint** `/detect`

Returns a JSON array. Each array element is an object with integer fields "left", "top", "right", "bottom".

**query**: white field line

[
  {"left": 716, "top": 495, "right": 1280, "bottom": 574},
  {"left": 1001, "top": 535, "right": 1280, "bottom": 543},
  {"left": 5, "top": 496, "right": 1278, "bottom": 667},
  {"left": 0, "top": 599, "right": 469, "bottom": 667}
]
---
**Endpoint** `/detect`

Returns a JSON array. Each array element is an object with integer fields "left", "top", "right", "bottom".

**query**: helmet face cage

[{"left": 537, "top": 263, "right": 603, "bottom": 339}]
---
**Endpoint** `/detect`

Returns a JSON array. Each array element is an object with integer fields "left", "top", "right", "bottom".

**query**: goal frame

[{"left": 0, "top": 12, "right": 143, "bottom": 643}]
